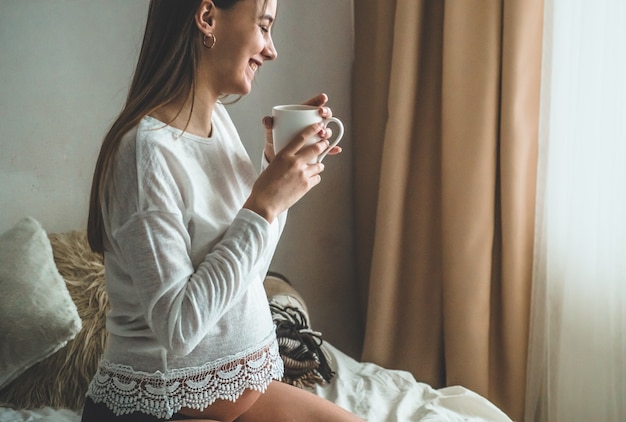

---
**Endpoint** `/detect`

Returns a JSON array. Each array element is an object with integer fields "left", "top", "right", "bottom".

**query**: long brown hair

[{"left": 87, "top": 0, "right": 243, "bottom": 254}]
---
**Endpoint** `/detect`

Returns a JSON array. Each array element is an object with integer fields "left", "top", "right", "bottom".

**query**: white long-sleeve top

[{"left": 87, "top": 104, "right": 285, "bottom": 418}]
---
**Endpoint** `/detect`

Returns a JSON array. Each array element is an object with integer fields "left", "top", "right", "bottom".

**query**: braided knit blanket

[{"left": 264, "top": 273, "right": 335, "bottom": 388}]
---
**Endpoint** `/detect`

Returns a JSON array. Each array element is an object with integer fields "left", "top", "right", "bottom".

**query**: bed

[{"left": 0, "top": 217, "right": 512, "bottom": 422}]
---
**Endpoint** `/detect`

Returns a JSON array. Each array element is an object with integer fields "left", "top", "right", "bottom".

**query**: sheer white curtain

[{"left": 525, "top": 1, "right": 626, "bottom": 421}]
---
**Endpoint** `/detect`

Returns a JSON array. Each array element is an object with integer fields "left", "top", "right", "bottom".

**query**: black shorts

[{"left": 81, "top": 396, "right": 194, "bottom": 421}]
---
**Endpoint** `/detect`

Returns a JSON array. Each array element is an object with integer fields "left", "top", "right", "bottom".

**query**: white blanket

[
  {"left": 0, "top": 342, "right": 512, "bottom": 422},
  {"left": 0, "top": 407, "right": 79, "bottom": 422},
  {"left": 308, "top": 343, "right": 513, "bottom": 421}
]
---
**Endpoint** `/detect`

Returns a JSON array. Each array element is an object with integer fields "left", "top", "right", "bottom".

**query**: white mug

[{"left": 272, "top": 105, "right": 344, "bottom": 163}]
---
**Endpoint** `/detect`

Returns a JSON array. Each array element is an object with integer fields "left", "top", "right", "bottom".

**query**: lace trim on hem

[{"left": 87, "top": 336, "right": 284, "bottom": 419}]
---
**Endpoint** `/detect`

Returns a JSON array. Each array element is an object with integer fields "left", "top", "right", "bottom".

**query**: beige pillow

[
  {"left": 0, "top": 228, "right": 108, "bottom": 410},
  {"left": 0, "top": 218, "right": 82, "bottom": 390}
]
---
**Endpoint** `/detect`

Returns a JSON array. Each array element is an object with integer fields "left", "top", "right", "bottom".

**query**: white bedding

[
  {"left": 0, "top": 407, "right": 79, "bottom": 422},
  {"left": 0, "top": 342, "right": 512, "bottom": 422},
  {"left": 309, "top": 343, "right": 512, "bottom": 422}
]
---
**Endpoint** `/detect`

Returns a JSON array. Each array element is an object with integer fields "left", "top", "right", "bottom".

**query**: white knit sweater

[{"left": 87, "top": 104, "right": 285, "bottom": 418}]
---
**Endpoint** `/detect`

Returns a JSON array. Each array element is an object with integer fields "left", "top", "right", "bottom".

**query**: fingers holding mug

[
  {"left": 302, "top": 92, "right": 328, "bottom": 108},
  {"left": 261, "top": 115, "right": 276, "bottom": 162},
  {"left": 315, "top": 125, "right": 342, "bottom": 156}
]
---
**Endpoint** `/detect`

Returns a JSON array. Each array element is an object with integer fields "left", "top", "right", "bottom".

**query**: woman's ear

[{"left": 195, "top": 0, "right": 216, "bottom": 35}]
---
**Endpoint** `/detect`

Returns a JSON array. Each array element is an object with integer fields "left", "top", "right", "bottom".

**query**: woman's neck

[{"left": 151, "top": 86, "right": 218, "bottom": 137}]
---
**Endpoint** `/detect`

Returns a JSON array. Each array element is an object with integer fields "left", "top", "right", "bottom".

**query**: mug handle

[{"left": 317, "top": 117, "right": 344, "bottom": 163}]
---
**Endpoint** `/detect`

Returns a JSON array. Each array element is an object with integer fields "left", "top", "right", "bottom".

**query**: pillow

[
  {"left": 0, "top": 217, "right": 82, "bottom": 390},
  {"left": 264, "top": 271, "right": 310, "bottom": 317},
  {"left": 0, "top": 228, "right": 108, "bottom": 410}
]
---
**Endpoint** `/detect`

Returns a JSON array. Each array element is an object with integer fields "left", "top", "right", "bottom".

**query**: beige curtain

[{"left": 352, "top": 1, "right": 543, "bottom": 420}]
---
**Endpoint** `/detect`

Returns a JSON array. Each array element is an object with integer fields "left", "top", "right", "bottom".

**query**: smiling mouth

[{"left": 249, "top": 60, "right": 260, "bottom": 72}]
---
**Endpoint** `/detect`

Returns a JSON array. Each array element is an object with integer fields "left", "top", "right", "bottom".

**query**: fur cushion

[{"left": 0, "top": 230, "right": 107, "bottom": 410}]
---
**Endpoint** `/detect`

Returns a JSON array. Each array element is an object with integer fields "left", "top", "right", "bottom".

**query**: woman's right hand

[{"left": 243, "top": 122, "right": 329, "bottom": 223}]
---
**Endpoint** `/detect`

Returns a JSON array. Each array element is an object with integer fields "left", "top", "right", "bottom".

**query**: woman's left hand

[{"left": 262, "top": 92, "right": 343, "bottom": 162}]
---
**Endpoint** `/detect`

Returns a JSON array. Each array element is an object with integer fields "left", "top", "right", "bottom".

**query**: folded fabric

[{"left": 264, "top": 272, "right": 334, "bottom": 388}]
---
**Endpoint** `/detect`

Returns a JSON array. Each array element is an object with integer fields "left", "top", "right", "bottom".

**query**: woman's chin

[{"left": 223, "top": 82, "right": 253, "bottom": 97}]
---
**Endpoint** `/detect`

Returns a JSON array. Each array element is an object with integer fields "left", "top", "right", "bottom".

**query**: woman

[{"left": 81, "top": 0, "right": 361, "bottom": 421}]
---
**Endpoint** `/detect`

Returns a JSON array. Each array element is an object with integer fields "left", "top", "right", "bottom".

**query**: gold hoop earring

[{"left": 203, "top": 33, "right": 216, "bottom": 49}]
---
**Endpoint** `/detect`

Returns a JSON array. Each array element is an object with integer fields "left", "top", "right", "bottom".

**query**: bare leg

[
  {"left": 176, "top": 389, "right": 262, "bottom": 422},
  {"left": 236, "top": 381, "right": 364, "bottom": 422},
  {"left": 174, "top": 419, "right": 221, "bottom": 422}
]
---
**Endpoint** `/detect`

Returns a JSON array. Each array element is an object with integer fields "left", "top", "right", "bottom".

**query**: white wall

[
  {"left": 0, "top": 0, "right": 149, "bottom": 233},
  {"left": 0, "top": 0, "right": 360, "bottom": 357}
]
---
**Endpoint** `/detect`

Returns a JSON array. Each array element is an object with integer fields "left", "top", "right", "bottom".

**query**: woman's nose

[{"left": 263, "top": 37, "right": 278, "bottom": 61}]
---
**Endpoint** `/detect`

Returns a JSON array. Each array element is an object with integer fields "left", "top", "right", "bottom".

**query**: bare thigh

[
  {"left": 176, "top": 388, "right": 262, "bottom": 422},
  {"left": 236, "top": 381, "right": 364, "bottom": 422}
]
